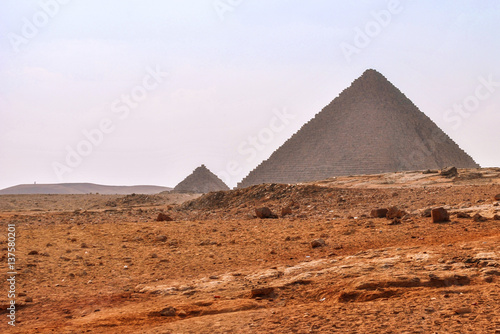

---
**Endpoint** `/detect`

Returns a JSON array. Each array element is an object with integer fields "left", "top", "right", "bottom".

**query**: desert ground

[{"left": 1, "top": 168, "right": 500, "bottom": 333}]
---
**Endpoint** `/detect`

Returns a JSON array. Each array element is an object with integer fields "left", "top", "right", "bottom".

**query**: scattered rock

[
  {"left": 370, "top": 208, "right": 388, "bottom": 218},
  {"left": 28, "top": 250, "right": 38, "bottom": 255},
  {"left": 156, "top": 213, "right": 173, "bottom": 222},
  {"left": 440, "top": 166, "right": 458, "bottom": 177},
  {"left": 456, "top": 212, "right": 471, "bottom": 218},
  {"left": 25, "top": 297, "right": 33, "bottom": 303},
  {"left": 494, "top": 194, "right": 500, "bottom": 201},
  {"left": 81, "top": 243, "right": 89, "bottom": 248},
  {"left": 422, "top": 169, "right": 438, "bottom": 174},
  {"left": 473, "top": 213, "right": 487, "bottom": 222},
  {"left": 250, "top": 287, "right": 274, "bottom": 298},
  {"left": 177, "top": 310, "right": 187, "bottom": 317},
  {"left": 454, "top": 307, "right": 472, "bottom": 315},
  {"left": 386, "top": 207, "right": 406, "bottom": 219},
  {"left": 311, "top": 238, "right": 326, "bottom": 248},
  {"left": 421, "top": 208, "right": 432, "bottom": 217},
  {"left": 388, "top": 218, "right": 401, "bottom": 225},
  {"left": 155, "top": 235, "right": 168, "bottom": 242},
  {"left": 281, "top": 206, "right": 293, "bottom": 217},
  {"left": 431, "top": 207, "right": 449, "bottom": 223},
  {"left": 255, "top": 207, "right": 277, "bottom": 219},
  {"left": 151, "top": 253, "right": 158, "bottom": 258},
  {"left": 199, "top": 240, "right": 217, "bottom": 246},
  {"left": 160, "top": 306, "right": 176, "bottom": 317},
  {"left": 493, "top": 214, "right": 500, "bottom": 220}
]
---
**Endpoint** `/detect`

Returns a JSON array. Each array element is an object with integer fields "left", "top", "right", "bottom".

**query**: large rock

[
  {"left": 386, "top": 207, "right": 406, "bottom": 219},
  {"left": 156, "top": 213, "right": 173, "bottom": 222},
  {"left": 160, "top": 306, "right": 176, "bottom": 317},
  {"left": 431, "top": 207, "right": 449, "bottom": 223},
  {"left": 250, "top": 287, "right": 274, "bottom": 298},
  {"left": 281, "top": 206, "right": 293, "bottom": 217},
  {"left": 370, "top": 208, "right": 388, "bottom": 218},
  {"left": 311, "top": 238, "right": 326, "bottom": 248},
  {"left": 255, "top": 207, "right": 276, "bottom": 219},
  {"left": 440, "top": 166, "right": 458, "bottom": 177}
]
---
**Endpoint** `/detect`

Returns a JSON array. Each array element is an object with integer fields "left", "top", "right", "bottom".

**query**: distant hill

[{"left": 0, "top": 183, "right": 172, "bottom": 195}]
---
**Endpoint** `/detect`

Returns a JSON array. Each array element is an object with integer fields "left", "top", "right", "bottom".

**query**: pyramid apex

[{"left": 359, "top": 68, "right": 386, "bottom": 79}]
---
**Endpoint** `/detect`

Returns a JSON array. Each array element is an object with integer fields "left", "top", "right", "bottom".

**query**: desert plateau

[{"left": 1, "top": 168, "right": 499, "bottom": 333}]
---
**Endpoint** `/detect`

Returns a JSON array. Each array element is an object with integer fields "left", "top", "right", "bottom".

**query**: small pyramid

[
  {"left": 174, "top": 165, "right": 230, "bottom": 193},
  {"left": 237, "top": 69, "right": 479, "bottom": 188}
]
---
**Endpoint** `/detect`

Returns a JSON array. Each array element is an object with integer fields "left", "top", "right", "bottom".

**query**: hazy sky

[{"left": 1, "top": 0, "right": 499, "bottom": 190}]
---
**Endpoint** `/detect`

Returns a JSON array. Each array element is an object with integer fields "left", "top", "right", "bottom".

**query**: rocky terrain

[{"left": 1, "top": 168, "right": 499, "bottom": 333}]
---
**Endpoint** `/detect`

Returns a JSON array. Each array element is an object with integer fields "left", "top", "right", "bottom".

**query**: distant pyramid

[
  {"left": 237, "top": 69, "right": 479, "bottom": 188},
  {"left": 174, "top": 164, "right": 230, "bottom": 193}
]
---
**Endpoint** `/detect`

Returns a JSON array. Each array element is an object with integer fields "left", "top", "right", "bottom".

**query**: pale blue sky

[{"left": 1, "top": 0, "right": 499, "bottom": 189}]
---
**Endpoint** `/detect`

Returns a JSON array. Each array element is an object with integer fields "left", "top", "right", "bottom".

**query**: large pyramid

[
  {"left": 174, "top": 164, "right": 230, "bottom": 193},
  {"left": 237, "top": 69, "right": 479, "bottom": 188}
]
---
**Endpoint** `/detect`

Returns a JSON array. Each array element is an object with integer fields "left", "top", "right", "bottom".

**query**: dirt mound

[
  {"left": 105, "top": 193, "right": 164, "bottom": 207},
  {"left": 180, "top": 183, "right": 330, "bottom": 211}
]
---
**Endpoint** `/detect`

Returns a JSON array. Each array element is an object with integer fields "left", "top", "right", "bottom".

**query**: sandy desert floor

[{"left": 1, "top": 168, "right": 499, "bottom": 333}]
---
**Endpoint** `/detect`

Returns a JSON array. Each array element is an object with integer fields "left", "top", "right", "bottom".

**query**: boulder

[
  {"left": 440, "top": 166, "right": 458, "bottom": 177},
  {"left": 255, "top": 207, "right": 277, "bottom": 219},
  {"left": 386, "top": 206, "right": 406, "bottom": 219},
  {"left": 370, "top": 208, "right": 388, "bottom": 218},
  {"left": 431, "top": 207, "right": 449, "bottom": 223},
  {"left": 456, "top": 212, "right": 471, "bottom": 218},
  {"left": 311, "top": 238, "right": 326, "bottom": 248},
  {"left": 421, "top": 208, "right": 432, "bottom": 217},
  {"left": 160, "top": 306, "right": 176, "bottom": 317},
  {"left": 281, "top": 206, "right": 293, "bottom": 217},
  {"left": 473, "top": 213, "right": 487, "bottom": 222},
  {"left": 250, "top": 287, "right": 274, "bottom": 298},
  {"left": 156, "top": 213, "right": 173, "bottom": 222}
]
